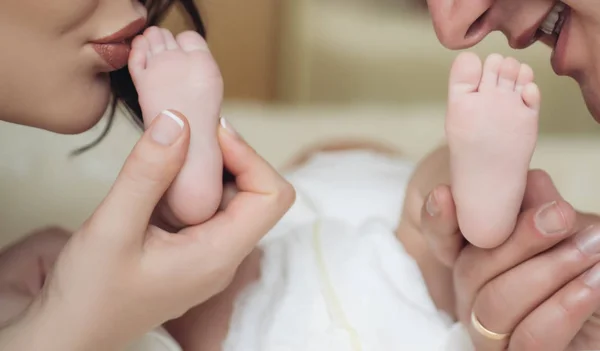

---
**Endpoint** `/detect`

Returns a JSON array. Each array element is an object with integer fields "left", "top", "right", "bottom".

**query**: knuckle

[
  {"left": 527, "top": 168, "right": 550, "bottom": 182},
  {"left": 569, "top": 237, "right": 593, "bottom": 263},
  {"left": 511, "top": 296, "right": 573, "bottom": 351},
  {"left": 215, "top": 271, "right": 236, "bottom": 293},
  {"left": 30, "top": 226, "right": 71, "bottom": 242},
  {"left": 511, "top": 324, "right": 545, "bottom": 351},
  {"left": 419, "top": 216, "right": 435, "bottom": 242},
  {"left": 125, "top": 151, "right": 164, "bottom": 184},
  {"left": 274, "top": 180, "right": 296, "bottom": 208},
  {"left": 203, "top": 263, "right": 235, "bottom": 295},
  {"left": 203, "top": 243, "right": 237, "bottom": 277},
  {"left": 435, "top": 246, "right": 454, "bottom": 267},
  {"left": 476, "top": 279, "right": 512, "bottom": 326},
  {"left": 77, "top": 217, "right": 96, "bottom": 238},
  {"left": 553, "top": 296, "right": 572, "bottom": 324},
  {"left": 437, "top": 235, "right": 462, "bottom": 265},
  {"left": 453, "top": 246, "right": 478, "bottom": 288},
  {"left": 77, "top": 217, "right": 118, "bottom": 247}
]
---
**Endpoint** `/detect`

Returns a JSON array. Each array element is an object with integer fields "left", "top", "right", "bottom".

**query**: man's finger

[
  {"left": 455, "top": 200, "right": 576, "bottom": 315},
  {"left": 470, "top": 223, "right": 600, "bottom": 350},
  {"left": 510, "top": 262, "right": 600, "bottom": 351},
  {"left": 522, "top": 169, "right": 564, "bottom": 209},
  {"left": 420, "top": 184, "right": 463, "bottom": 267}
]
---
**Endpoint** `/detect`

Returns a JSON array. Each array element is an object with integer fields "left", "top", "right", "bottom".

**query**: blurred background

[
  {"left": 163, "top": 0, "right": 599, "bottom": 134},
  {"left": 1, "top": 0, "right": 600, "bottom": 245}
]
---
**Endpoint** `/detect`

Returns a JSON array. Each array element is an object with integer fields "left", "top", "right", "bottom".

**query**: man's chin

[
  {"left": 586, "top": 100, "right": 600, "bottom": 124},
  {"left": 581, "top": 85, "right": 600, "bottom": 123}
]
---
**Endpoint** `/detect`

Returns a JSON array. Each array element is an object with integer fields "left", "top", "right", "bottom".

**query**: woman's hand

[
  {"left": 0, "top": 112, "right": 294, "bottom": 351},
  {"left": 421, "top": 169, "right": 600, "bottom": 350}
]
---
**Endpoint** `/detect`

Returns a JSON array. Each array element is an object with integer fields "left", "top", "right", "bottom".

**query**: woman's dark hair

[
  {"left": 74, "top": 0, "right": 204, "bottom": 155},
  {"left": 74, "top": 0, "right": 234, "bottom": 182}
]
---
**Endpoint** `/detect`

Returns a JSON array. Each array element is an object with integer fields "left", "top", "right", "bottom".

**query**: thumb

[
  {"left": 420, "top": 184, "right": 463, "bottom": 267},
  {"left": 90, "top": 110, "right": 189, "bottom": 244}
]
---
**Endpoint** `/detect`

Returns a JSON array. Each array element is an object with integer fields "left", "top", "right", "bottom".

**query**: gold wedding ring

[{"left": 471, "top": 310, "right": 510, "bottom": 341}]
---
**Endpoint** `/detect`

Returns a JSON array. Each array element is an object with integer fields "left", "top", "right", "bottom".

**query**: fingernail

[
  {"left": 151, "top": 110, "right": 184, "bottom": 146},
  {"left": 575, "top": 225, "right": 600, "bottom": 256},
  {"left": 584, "top": 263, "right": 600, "bottom": 288},
  {"left": 426, "top": 190, "right": 440, "bottom": 217},
  {"left": 220, "top": 117, "right": 238, "bottom": 137},
  {"left": 534, "top": 201, "right": 566, "bottom": 235}
]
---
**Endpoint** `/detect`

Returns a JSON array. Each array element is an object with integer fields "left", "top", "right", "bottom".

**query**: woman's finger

[
  {"left": 219, "top": 182, "right": 238, "bottom": 211},
  {"left": 509, "top": 262, "right": 600, "bottom": 351},
  {"left": 454, "top": 200, "right": 577, "bottom": 321},
  {"left": 92, "top": 110, "right": 189, "bottom": 246},
  {"left": 469, "top": 224, "right": 600, "bottom": 350},
  {"left": 187, "top": 119, "right": 295, "bottom": 259},
  {"left": 420, "top": 184, "right": 464, "bottom": 267}
]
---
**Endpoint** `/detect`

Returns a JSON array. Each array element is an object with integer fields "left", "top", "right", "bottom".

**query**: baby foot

[
  {"left": 446, "top": 52, "right": 541, "bottom": 249},
  {"left": 129, "top": 27, "right": 224, "bottom": 225}
]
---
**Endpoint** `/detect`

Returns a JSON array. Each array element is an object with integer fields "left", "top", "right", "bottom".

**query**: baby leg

[
  {"left": 445, "top": 53, "right": 541, "bottom": 248},
  {"left": 129, "top": 27, "right": 224, "bottom": 226}
]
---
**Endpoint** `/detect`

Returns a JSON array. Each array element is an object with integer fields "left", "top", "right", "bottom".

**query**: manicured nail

[
  {"left": 220, "top": 117, "right": 238, "bottom": 137},
  {"left": 426, "top": 190, "right": 440, "bottom": 217},
  {"left": 584, "top": 263, "right": 600, "bottom": 288},
  {"left": 151, "top": 110, "right": 184, "bottom": 146},
  {"left": 534, "top": 201, "right": 566, "bottom": 235},
  {"left": 575, "top": 225, "right": 600, "bottom": 256}
]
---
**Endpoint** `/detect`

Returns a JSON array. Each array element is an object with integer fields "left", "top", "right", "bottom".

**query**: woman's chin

[
  {"left": 39, "top": 99, "right": 112, "bottom": 135},
  {"left": 49, "top": 115, "right": 107, "bottom": 135}
]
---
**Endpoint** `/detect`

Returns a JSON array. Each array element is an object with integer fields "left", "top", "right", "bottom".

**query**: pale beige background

[
  {"left": 1, "top": 0, "right": 598, "bottom": 259},
  {"left": 2, "top": 102, "right": 599, "bottom": 247},
  {"left": 0, "top": 2, "right": 600, "bottom": 349}
]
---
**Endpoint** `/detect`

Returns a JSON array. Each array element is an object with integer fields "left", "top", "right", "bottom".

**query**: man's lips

[{"left": 513, "top": 5, "right": 560, "bottom": 49}]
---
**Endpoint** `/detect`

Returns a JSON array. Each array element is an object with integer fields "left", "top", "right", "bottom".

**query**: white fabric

[
  {"left": 224, "top": 150, "right": 471, "bottom": 350},
  {"left": 128, "top": 327, "right": 182, "bottom": 351},
  {"left": 129, "top": 150, "right": 474, "bottom": 351}
]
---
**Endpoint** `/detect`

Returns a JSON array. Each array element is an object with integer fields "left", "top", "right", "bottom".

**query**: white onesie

[{"left": 128, "top": 150, "right": 474, "bottom": 351}]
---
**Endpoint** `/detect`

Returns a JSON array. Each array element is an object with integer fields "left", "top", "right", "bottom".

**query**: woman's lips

[
  {"left": 92, "top": 42, "right": 131, "bottom": 70},
  {"left": 91, "top": 18, "right": 146, "bottom": 71}
]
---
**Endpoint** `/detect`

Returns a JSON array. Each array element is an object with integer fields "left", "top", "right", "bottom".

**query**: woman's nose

[{"left": 426, "top": 0, "right": 492, "bottom": 50}]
